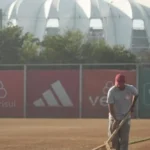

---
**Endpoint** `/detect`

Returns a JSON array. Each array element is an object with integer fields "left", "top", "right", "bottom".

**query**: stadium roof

[{"left": 0, "top": 0, "right": 150, "bottom": 51}]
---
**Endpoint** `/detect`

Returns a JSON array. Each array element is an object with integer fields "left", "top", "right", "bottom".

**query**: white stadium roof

[{"left": 0, "top": 0, "right": 150, "bottom": 51}]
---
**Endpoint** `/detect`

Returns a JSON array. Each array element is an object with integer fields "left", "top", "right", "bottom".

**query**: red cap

[{"left": 115, "top": 74, "right": 125, "bottom": 86}]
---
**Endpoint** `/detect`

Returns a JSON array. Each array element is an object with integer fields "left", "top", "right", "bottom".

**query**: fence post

[
  {"left": 24, "top": 64, "right": 27, "bottom": 118},
  {"left": 136, "top": 63, "right": 139, "bottom": 119},
  {"left": 79, "top": 64, "right": 83, "bottom": 118},
  {"left": 0, "top": 9, "right": 2, "bottom": 29}
]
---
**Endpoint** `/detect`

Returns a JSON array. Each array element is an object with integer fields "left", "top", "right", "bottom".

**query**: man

[{"left": 107, "top": 74, "right": 138, "bottom": 150}]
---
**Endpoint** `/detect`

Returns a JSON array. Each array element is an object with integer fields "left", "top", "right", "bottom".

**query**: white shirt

[{"left": 107, "top": 84, "right": 138, "bottom": 120}]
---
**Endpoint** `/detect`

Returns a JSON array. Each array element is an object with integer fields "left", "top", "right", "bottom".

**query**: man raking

[{"left": 107, "top": 74, "right": 138, "bottom": 150}]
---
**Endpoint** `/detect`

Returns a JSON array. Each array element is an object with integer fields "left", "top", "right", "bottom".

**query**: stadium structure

[{"left": 0, "top": 0, "right": 150, "bottom": 52}]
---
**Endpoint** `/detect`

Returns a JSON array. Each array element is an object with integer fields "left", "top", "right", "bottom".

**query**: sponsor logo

[
  {"left": 89, "top": 81, "right": 113, "bottom": 107},
  {"left": 0, "top": 81, "right": 16, "bottom": 108},
  {"left": 0, "top": 81, "right": 7, "bottom": 98},
  {"left": 33, "top": 80, "right": 73, "bottom": 107}
]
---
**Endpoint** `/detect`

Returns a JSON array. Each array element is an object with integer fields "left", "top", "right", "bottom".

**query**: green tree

[
  {"left": 40, "top": 30, "right": 137, "bottom": 64},
  {"left": 40, "top": 30, "right": 84, "bottom": 63},
  {"left": 0, "top": 26, "right": 137, "bottom": 64},
  {"left": 0, "top": 25, "right": 23, "bottom": 64},
  {"left": 81, "top": 40, "right": 137, "bottom": 63},
  {"left": 0, "top": 25, "right": 40, "bottom": 64},
  {"left": 20, "top": 32, "right": 40, "bottom": 63},
  {"left": 135, "top": 50, "right": 150, "bottom": 63},
  {"left": 112, "top": 45, "right": 137, "bottom": 63},
  {"left": 81, "top": 40, "right": 115, "bottom": 63}
]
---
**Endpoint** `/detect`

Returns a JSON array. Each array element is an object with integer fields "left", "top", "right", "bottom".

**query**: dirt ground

[{"left": 0, "top": 119, "right": 149, "bottom": 150}]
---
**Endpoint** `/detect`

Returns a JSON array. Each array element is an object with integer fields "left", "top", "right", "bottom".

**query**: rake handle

[
  {"left": 106, "top": 100, "right": 136, "bottom": 143},
  {"left": 106, "top": 111, "right": 131, "bottom": 143}
]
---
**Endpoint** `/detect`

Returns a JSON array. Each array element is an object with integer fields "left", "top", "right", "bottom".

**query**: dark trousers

[{"left": 108, "top": 118, "right": 131, "bottom": 150}]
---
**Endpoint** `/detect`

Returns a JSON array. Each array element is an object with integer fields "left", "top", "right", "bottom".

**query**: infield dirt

[{"left": 0, "top": 119, "right": 149, "bottom": 150}]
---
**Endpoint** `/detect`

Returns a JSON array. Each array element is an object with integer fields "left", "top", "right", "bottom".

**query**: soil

[{"left": 0, "top": 119, "right": 149, "bottom": 150}]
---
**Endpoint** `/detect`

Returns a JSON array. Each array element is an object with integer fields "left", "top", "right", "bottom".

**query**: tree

[
  {"left": 40, "top": 30, "right": 137, "bottom": 64},
  {"left": 135, "top": 50, "right": 150, "bottom": 63},
  {"left": 20, "top": 32, "right": 40, "bottom": 63},
  {"left": 40, "top": 30, "right": 85, "bottom": 63},
  {"left": 112, "top": 45, "right": 137, "bottom": 63},
  {"left": 0, "top": 26, "right": 137, "bottom": 64},
  {"left": 0, "top": 25, "right": 40, "bottom": 64},
  {"left": 80, "top": 40, "right": 137, "bottom": 63},
  {"left": 0, "top": 26, "right": 23, "bottom": 64},
  {"left": 81, "top": 40, "right": 115, "bottom": 63}
]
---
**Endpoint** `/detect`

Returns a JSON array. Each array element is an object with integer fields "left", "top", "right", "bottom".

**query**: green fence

[{"left": 138, "top": 64, "right": 150, "bottom": 118}]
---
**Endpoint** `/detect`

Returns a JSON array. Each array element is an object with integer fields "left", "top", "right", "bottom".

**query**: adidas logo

[{"left": 33, "top": 80, "right": 73, "bottom": 107}]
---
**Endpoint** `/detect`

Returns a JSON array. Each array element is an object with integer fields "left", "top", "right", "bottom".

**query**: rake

[
  {"left": 92, "top": 101, "right": 136, "bottom": 150},
  {"left": 129, "top": 137, "right": 150, "bottom": 145}
]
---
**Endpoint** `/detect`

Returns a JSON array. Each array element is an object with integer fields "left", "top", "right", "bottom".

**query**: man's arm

[
  {"left": 107, "top": 88, "right": 117, "bottom": 121},
  {"left": 131, "top": 95, "right": 138, "bottom": 112},
  {"left": 130, "top": 85, "right": 139, "bottom": 112},
  {"left": 108, "top": 104, "right": 117, "bottom": 121}
]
